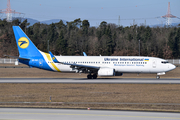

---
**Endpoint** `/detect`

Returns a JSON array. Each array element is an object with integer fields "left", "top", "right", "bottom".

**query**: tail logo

[{"left": 18, "top": 37, "right": 29, "bottom": 49}]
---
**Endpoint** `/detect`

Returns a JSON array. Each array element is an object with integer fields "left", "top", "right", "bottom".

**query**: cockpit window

[{"left": 161, "top": 61, "right": 169, "bottom": 64}]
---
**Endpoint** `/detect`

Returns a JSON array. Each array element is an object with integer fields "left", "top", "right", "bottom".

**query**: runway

[
  {"left": 0, "top": 78, "right": 180, "bottom": 84},
  {"left": 0, "top": 108, "right": 180, "bottom": 120}
]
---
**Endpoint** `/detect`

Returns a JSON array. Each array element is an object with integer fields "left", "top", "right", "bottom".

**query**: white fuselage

[{"left": 46, "top": 55, "right": 176, "bottom": 74}]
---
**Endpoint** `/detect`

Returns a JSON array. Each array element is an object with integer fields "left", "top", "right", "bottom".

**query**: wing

[{"left": 49, "top": 51, "right": 99, "bottom": 72}]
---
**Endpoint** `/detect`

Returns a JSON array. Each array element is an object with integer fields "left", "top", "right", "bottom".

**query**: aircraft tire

[
  {"left": 87, "top": 75, "right": 92, "bottom": 79},
  {"left": 156, "top": 75, "right": 160, "bottom": 79},
  {"left": 92, "top": 74, "right": 97, "bottom": 79}
]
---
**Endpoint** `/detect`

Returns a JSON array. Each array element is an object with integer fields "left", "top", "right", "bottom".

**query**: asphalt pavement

[
  {"left": 0, "top": 108, "right": 180, "bottom": 120},
  {"left": 0, "top": 78, "right": 180, "bottom": 84}
]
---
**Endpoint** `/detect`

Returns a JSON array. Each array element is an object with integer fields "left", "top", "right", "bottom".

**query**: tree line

[{"left": 0, "top": 18, "right": 180, "bottom": 59}]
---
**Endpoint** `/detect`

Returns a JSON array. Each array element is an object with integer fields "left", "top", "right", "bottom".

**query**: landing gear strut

[
  {"left": 87, "top": 73, "right": 97, "bottom": 79},
  {"left": 156, "top": 75, "right": 160, "bottom": 79}
]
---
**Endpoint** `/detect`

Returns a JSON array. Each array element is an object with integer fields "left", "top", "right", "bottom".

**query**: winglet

[
  {"left": 49, "top": 51, "right": 59, "bottom": 63},
  {"left": 83, "top": 52, "right": 87, "bottom": 56}
]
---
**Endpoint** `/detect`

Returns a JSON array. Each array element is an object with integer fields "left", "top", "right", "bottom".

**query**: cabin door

[{"left": 152, "top": 59, "right": 156, "bottom": 68}]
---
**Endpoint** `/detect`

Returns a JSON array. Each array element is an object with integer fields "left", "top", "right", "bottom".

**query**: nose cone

[{"left": 170, "top": 64, "right": 176, "bottom": 71}]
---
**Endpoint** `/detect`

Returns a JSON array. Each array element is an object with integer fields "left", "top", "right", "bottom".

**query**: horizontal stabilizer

[{"left": 4, "top": 55, "right": 30, "bottom": 60}]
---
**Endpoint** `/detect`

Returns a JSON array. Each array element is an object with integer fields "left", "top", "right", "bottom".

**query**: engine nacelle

[{"left": 98, "top": 68, "right": 114, "bottom": 76}]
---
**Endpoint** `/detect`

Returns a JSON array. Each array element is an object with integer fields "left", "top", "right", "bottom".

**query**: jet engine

[{"left": 98, "top": 68, "right": 114, "bottom": 76}]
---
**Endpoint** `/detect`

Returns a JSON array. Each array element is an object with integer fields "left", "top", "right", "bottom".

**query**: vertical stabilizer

[{"left": 13, "top": 26, "right": 41, "bottom": 58}]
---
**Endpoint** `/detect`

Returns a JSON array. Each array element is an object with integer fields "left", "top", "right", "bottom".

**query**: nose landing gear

[{"left": 156, "top": 75, "right": 160, "bottom": 79}]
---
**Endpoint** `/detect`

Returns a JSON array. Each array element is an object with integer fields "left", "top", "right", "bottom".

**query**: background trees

[{"left": 0, "top": 18, "right": 180, "bottom": 59}]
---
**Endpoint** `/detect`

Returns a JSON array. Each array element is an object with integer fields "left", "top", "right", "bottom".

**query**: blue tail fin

[{"left": 13, "top": 26, "right": 42, "bottom": 58}]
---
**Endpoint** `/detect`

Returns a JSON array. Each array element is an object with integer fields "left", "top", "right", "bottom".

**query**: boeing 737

[{"left": 10, "top": 26, "right": 176, "bottom": 79}]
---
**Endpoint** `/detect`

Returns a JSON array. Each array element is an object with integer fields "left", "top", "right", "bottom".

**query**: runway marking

[
  {"left": 0, "top": 112, "right": 180, "bottom": 119},
  {"left": 0, "top": 119, "right": 38, "bottom": 120},
  {"left": 1, "top": 78, "right": 180, "bottom": 84}
]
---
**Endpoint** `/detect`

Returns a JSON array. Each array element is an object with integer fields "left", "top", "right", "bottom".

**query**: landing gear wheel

[
  {"left": 92, "top": 74, "right": 97, "bottom": 79},
  {"left": 87, "top": 74, "right": 92, "bottom": 79},
  {"left": 156, "top": 75, "right": 160, "bottom": 79}
]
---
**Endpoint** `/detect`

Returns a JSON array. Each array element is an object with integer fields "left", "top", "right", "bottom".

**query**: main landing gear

[{"left": 87, "top": 73, "right": 97, "bottom": 79}]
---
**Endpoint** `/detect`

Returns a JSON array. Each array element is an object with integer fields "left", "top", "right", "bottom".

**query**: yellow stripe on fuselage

[{"left": 44, "top": 53, "right": 61, "bottom": 72}]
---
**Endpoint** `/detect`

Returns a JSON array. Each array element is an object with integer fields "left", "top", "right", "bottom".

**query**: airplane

[{"left": 11, "top": 26, "right": 176, "bottom": 79}]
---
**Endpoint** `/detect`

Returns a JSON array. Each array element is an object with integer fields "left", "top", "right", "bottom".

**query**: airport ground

[
  {"left": 0, "top": 63, "right": 180, "bottom": 78},
  {"left": 0, "top": 64, "right": 180, "bottom": 112}
]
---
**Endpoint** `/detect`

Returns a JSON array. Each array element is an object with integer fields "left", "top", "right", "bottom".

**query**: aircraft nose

[{"left": 170, "top": 64, "right": 176, "bottom": 70}]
